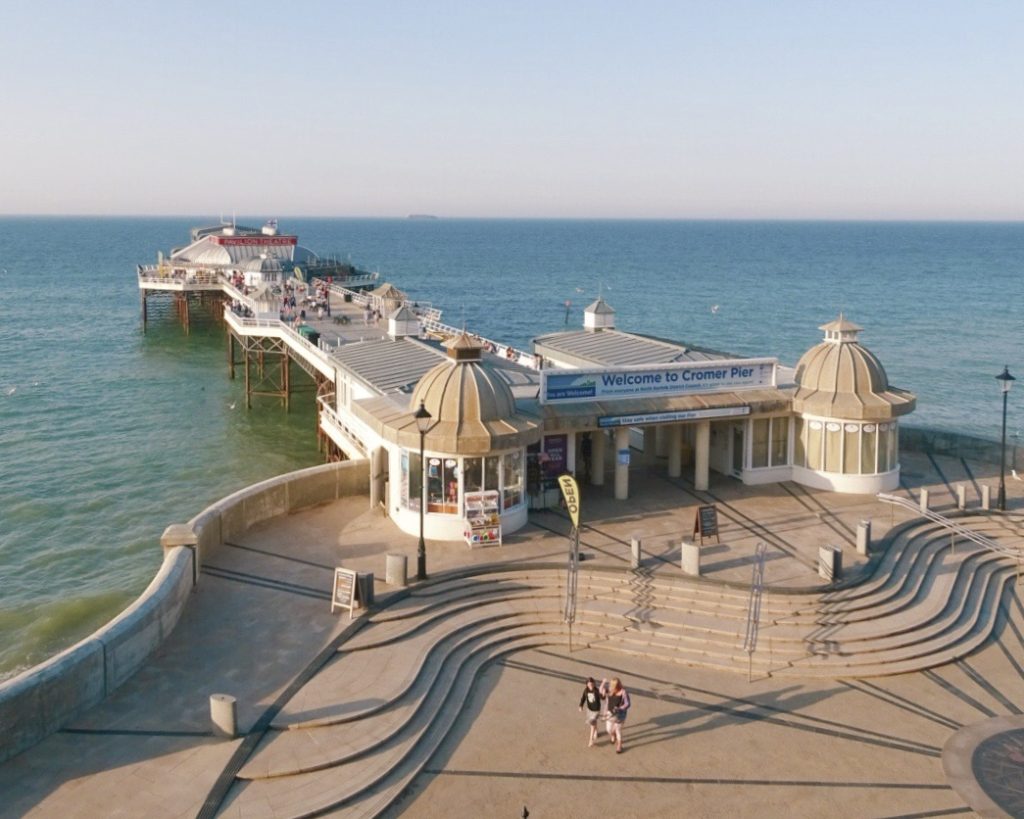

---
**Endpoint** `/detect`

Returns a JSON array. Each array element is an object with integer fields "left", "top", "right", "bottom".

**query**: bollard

[
  {"left": 856, "top": 520, "right": 871, "bottom": 556},
  {"left": 210, "top": 693, "right": 237, "bottom": 739},
  {"left": 385, "top": 554, "right": 408, "bottom": 587},
  {"left": 819, "top": 546, "right": 842, "bottom": 582},
  {"left": 982, "top": 485, "right": 991, "bottom": 511},
  {"left": 919, "top": 488, "right": 930, "bottom": 513},
  {"left": 681, "top": 541, "right": 701, "bottom": 576},
  {"left": 630, "top": 536, "right": 642, "bottom": 569},
  {"left": 956, "top": 484, "right": 966, "bottom": 510}
]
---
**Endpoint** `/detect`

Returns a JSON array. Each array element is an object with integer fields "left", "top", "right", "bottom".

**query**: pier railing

[{"left": 318, "top": 397, "right": 369, "bottom": 457}]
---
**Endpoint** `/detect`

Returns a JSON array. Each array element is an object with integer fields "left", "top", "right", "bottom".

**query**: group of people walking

[{"left": 578, "top": 677, "right": 631, "bottom": 753}]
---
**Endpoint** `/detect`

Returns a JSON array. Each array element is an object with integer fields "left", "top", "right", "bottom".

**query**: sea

[{"left": 0, "top": 217, "right": 1022, "bottom": 681}]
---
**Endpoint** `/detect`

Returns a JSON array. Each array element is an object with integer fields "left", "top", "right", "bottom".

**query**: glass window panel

[
  {"left": 427, "top": 457, "right": 459, "bottom": 514},
  {"left": 751, "top": 419, "right": 770, "bottom": 468},
  {"left": 771, "top": 418, "right": 789, "bottom": 466},
  {"left": 502, "top": 450, "right": 523, "bottom": 510},
  {"left": 463, "top": 457, "right": 483, "bottom": 493},
  {"left": 889, "top": 422, "right": 899, "bottom": 468},
  {"left": 407, "top": 451, "right": 421, "bottom": 511},
  {"left": 842, "top": 424, "right": 859, "bottom": 474},
  {"left": 794, "top": 418, "right": 806, "bottom": 467},
  {"left": 877, "top": 424, "right": 891, "bottom": 472},
  {"left": 824, "top": 422, "right": 842, "bottom": 472},
  {"left": 860, "top": 425, "right": 877, "bottom": 474},
  {"left": 485, "top": 456, "right": 500, "bottom": 491},
  {"left": 807, "top": 420, "right": 823, "bottom": 470}
]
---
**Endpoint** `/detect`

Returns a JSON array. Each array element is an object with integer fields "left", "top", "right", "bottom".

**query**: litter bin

[
  {"left": 356, "top": 572, "right": 375, "bottom": 607},
  {"left": 343, "top": 293, "right": 353, "bottom": 303}
]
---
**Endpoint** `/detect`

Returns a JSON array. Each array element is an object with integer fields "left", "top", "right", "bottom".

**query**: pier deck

[{"left": 2, "top": 452, "right": 1022, "bottom": 818}]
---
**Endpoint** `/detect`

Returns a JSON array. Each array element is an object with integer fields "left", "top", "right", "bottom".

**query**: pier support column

[
  {"left": 244, "top": 345, "right": 252, "bottom": 409},
  {"left": 694, "top": 420, "right": 710, "bottom": 491},
  {"left": 141, "top": 291, "right": 148, "bottom": 333},
  {"left": 283, "top": 349, "right": 290, "bottom": 411},
  {"left": 668, "top": 424, "right": 683, "bottom": 478},
  {"left": 592, "top": 430, "right": 606, "bottom": 486},
  {"left": 614, "top": 427, "right": 630, "bottom": 500},
  {"left": 227, "top": 332, "right": 235, "bottom": 380}
]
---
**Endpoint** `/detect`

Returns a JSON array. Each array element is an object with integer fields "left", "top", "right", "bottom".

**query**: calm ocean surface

[{"left": 0, "top": 217, "right": 1021, "bottom": 680}]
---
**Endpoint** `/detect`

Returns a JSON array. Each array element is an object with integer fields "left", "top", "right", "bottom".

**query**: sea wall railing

[{"left": 0, "top": 460, "right": 370, "bottom": 765}]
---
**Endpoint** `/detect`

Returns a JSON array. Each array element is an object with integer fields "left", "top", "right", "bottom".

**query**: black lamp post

[
  {"left": 996, "top": 366, "right": 1016, "bottom": 512},
  {"left": 414, "top": 401, "right": 433, "bottom": 580}
]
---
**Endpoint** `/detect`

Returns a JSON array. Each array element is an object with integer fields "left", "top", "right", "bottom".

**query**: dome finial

[{"left": 819, "top": 313, "right": 863, "bottom": 343}]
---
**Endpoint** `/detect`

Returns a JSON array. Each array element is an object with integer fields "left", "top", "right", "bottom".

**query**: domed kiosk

[
  {"left": 790, "top": 316, "right": 916, "bottom": 492},
  {"left": 363, "top": 332, "right": 542, "bottom": 542}
]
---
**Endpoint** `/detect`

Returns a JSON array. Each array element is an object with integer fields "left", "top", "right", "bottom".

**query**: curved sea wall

[{"left": 0, "top": 459, "right": 370, "bottom": 765}]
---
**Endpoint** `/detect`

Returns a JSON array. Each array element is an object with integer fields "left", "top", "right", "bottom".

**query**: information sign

[
  {"left": 693, "top": 505, "right": 720, "bottom": 545},
  {"left": 331, "top": 567, "right": 359, "bottom": 618}
]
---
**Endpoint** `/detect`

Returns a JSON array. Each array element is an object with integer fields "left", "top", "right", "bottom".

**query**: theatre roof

[{"left": 533, "top": 328, "right": 732, "bottom": 369}]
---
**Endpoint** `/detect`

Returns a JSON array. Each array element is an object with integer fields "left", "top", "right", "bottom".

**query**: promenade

[{"left": 1, "top": 452, "right": 1022, "bottom": 818}]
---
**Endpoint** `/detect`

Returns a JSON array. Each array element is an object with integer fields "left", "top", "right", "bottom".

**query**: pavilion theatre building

[{"left": 322, "top": 300, "right": 915, "bottom": 544}]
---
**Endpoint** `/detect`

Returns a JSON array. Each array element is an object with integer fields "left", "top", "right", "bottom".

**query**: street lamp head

[
  {"left": 996, "top": 365, "right": 1016, "bottom": 394},
  {"left": 414, "top": 400, "right": 433, "bottom": 434}
]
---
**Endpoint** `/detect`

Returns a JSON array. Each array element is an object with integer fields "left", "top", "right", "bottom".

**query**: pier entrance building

[{"left": 137, "top": 228, "right": 916, "bottom": 544}]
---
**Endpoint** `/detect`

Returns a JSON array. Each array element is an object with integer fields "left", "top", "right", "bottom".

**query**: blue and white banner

[
  {"left": 598, "top": 406, "right": 750, "bottom": 428},
  {"left": 540, "top": 359, "right": 776, "bottom": 405}
]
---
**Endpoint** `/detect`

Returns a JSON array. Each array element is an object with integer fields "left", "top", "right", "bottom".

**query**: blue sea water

[{"left": 0, "top": 217, "right": 1022, "bottom": 680}]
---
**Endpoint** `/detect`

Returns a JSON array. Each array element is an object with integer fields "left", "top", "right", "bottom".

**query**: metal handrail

[
  {"left": 741, "top": 542, "right": 768, "bottom": 681},
  {"left": 876, "top": 493, "right": 1019, "bottom": 559}
]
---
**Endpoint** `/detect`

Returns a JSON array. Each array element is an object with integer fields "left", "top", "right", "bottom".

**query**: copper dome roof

[{"left": 792, "top": 316, "right": 916, "bottom": 421}]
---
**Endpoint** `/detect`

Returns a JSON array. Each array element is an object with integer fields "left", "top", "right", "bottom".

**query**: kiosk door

[{"left": 731, "top": 425, "right": 744, "bottom": 477}]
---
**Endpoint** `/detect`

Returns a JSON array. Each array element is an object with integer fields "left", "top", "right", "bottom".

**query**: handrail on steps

[{"left": 876, "top": 493, "right": 1021, "bottom": 567}]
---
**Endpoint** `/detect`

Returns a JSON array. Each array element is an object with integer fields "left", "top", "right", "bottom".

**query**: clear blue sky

[{"left": 2, "top": 1, "right": 1021, "bottom": 219}]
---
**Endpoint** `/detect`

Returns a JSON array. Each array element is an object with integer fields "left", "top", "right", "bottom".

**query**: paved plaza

[{"left": 1, "top": 452, "right": 1023, "bottom": 818}]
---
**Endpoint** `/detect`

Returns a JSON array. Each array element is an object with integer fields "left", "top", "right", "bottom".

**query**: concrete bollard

[
  {"left": 385, "top": 554, "right": 408, "bottom": 587},
  {"left": 982, "top": 485, "right": 991, "bottom": 511},
  {"left": 919, "top": 488, "right": 930, "bottom": 513},
  {"left": 819, "top": 546, "right": 842, "bottom": 582},
  {"left": 681, "top": 541, "right": 701, "bottom": 576},
  {"left": 630, "top": 536, "right": 642, "bottom": 569},
  {"left": 210, "top": 693, "right": 237, "bottom": 739},
  {"left": 856, "top": 520, "right": 871, "bottom": 556},
  {"left": 956, "top": 484, "right": 966, "bottom": 510}
]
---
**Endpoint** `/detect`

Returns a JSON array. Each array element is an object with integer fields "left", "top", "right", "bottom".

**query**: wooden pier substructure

[
  {"left": 237, "top": 334, "right": 292, "bottom": 410},
  {"left": 140, "top": 286, "right": 229, "bottom": 334}
]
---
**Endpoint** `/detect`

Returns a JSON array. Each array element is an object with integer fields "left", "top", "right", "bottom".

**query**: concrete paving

[{"left": 0, "top": 452, "right": 1022, "bottom": 818}]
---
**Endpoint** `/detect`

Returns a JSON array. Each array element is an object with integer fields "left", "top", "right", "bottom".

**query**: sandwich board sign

[
  {"left": 693, "top": 504, "right": 720, "bottom": 545},
  {"left": 331, "top": 567, "right": 358, "bottom": 618}
]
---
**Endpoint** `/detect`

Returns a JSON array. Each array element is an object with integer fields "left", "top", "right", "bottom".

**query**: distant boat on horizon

[{"left": 407, "top": 214, "right": 439, "bottom": 220}]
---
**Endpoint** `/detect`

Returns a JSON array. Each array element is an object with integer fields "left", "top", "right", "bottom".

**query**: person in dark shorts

[{"left": 578, "top": 677, "right": 604, "bottom": 747}]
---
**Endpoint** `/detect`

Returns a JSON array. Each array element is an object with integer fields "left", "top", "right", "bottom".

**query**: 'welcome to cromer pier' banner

[{"left": 539, "top": 358, "right": 777, "bottom": 405}]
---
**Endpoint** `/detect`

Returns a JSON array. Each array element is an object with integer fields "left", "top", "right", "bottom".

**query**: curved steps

[{"left": 213, "top": 513, "right": 1024, "bottom": 818}]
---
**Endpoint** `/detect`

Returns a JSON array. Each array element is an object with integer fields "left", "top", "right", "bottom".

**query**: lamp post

[
  {"left": 996, "top": 366, "right": 1015, "bottom": 512},
  {"left": 414, "top": 401, "right": 433, "bottom": 580}
]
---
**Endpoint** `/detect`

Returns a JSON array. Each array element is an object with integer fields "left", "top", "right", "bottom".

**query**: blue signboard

[{"left": 540, "top": 359, "right": 776, "bottom": 405}]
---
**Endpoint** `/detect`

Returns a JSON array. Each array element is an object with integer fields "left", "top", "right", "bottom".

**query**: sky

[{"left": 1, "top": 1, "right": 1022, "bottom": 219}]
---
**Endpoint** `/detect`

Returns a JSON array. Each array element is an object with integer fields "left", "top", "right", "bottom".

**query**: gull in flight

[
  {"left": 5, "top": 386, "right": 15, "bottom": 396},
  {"left": 711, "top": 304, "right": 720, "bottom": 314},
  {"left": 229, "top": 401, "right": 237, "bottom": 410},
  {"left": 1012, "top": 469, "right": 1021, "bottom": 481}
]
